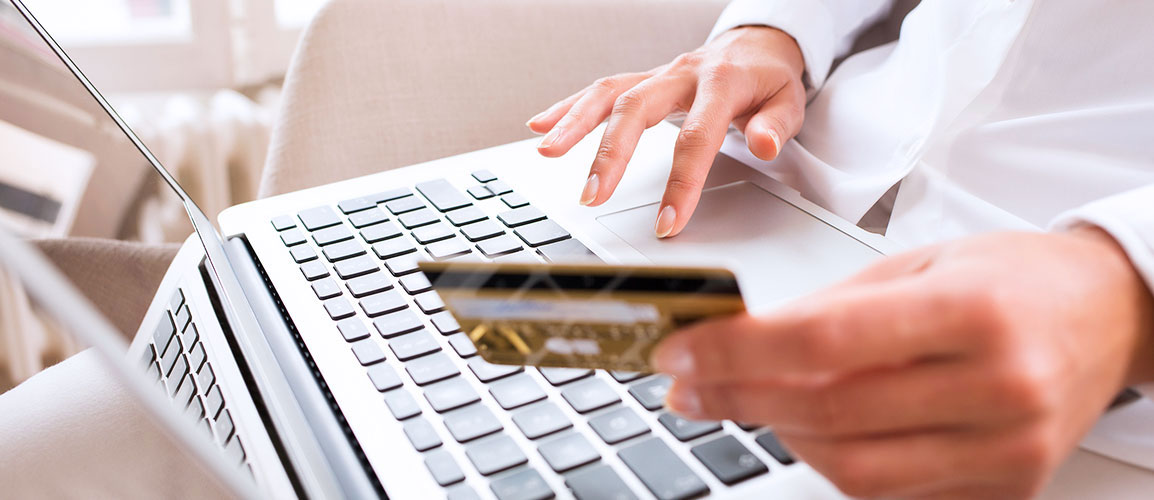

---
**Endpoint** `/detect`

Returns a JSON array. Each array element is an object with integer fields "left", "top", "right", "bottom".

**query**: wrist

[{"left": 1070, "top": 226, "right": 1154, "bottom": 386}]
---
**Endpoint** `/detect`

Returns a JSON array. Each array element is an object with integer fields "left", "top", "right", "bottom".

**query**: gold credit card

[{"left": 418, "top": 261, "right": 746, "bottom": 372}]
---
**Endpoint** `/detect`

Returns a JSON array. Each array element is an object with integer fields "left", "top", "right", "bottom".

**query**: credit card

[{"left": 419, "top": 261, "right": 746, "bottom": 372}]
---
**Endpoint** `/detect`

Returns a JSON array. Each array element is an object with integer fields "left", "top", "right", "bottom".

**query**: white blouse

[{"left": 710, "top": 0, "right": 1154, "bottom": 471}]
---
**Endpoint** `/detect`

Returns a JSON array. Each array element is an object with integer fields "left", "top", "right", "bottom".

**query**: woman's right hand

[{"left": 527, "top": 26, "right": 808, "bottom": 238}]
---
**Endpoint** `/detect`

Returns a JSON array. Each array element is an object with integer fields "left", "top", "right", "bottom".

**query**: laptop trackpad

[{"left": 596, "top": 181, "right": 884, "bottom": 310}]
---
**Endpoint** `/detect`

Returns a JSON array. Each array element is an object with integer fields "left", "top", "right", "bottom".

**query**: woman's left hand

[{"left": 653, "top": 229, "right": 1154, "bottom": 498}]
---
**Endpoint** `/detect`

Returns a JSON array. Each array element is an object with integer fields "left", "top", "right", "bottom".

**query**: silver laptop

[{"left": 5, "top": 1, "right": 900, "bottom": 498}]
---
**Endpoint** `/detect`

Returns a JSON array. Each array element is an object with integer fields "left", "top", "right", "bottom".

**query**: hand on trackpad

[{"left": 595, "top": 181, "right": 883, "bottom": 309}]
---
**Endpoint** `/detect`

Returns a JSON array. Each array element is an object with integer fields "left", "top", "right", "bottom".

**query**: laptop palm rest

[{"left": 596, "top": 181, "right": 883, "bottom": 310}]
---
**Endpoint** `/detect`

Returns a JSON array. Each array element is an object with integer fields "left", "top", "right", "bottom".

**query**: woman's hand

[
  {"left": 653, "top": 229, "right": 1154, "bottom": 498},
  {"left": 527, "top": 26, "right": 807, "bottom": 238}
]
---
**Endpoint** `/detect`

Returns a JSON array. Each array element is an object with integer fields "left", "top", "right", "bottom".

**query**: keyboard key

[
  {"left": 386, "top": 196, "right": 426, "bottom": 215},
  {"left": 566, "top": 464, "right": 638, "bottom": 500},
  {"left": 153, "top": 314, "right": 177, "bottom": 357},
  {"left": 350, "top": 339, "right": 386, "bottom": 365},
  {"left": 538, "top": 367, "right": 592, "bottom": 386},
  {"left": 373, "top": 310, "right": 424, "bottom": 338},
  {"left": 417, "top": 179, "right": 473, "bottom": 212},
  {"left": 515, "top": 220, "right": 570, "bottom": 247},
  {"left": 388, "top": 329, "right": 442, "bottom": 361},
  {"left": 512, "top": 402, "right": 571, "bottom": 439},
  {"left": 691, "top": 435, "right": 767, "bottom": 485},
  {"left": 447, "top": 485, "right": 481, "bottom": 500},
  {"left": 345, "top": 272, "right": 393, "bottom": 298},
  {"left": 491, "top": 468, "right": 553, "bottom": 500},
  {"left": 225, "top": 436, "right": 246, "bottom": 466},
  {"left": 371, "top": 188, "right": 413, "bottom": 203},
  {"left": 424, "top": 448, "right": 466, "bottom": 486},
  {"left": 497, "top": 206, "right": 546, "bottom": 227},
  {"left": 280, "top": 228, "right": 307, "bottom": 246},
  {"left": 348, "top": 207, "right": 389, "bottom": 228},
  {"left": 736, "top": 422, "right": 761, "bottom": 432},
  {"left": 206, "top": 385, "right": 225, "bottom": 419},
  {"left": 413, "top": 222, "right": 455, "bottom": 244},
  {"left": 323, "top": 298, "right": 356, "bottom": 320},
  {"left": 334, "top": 255, "right": 378, "bottom": 279},
  {"left": 754, "top": 431, "right": 796, "bottom": 465},
  {"left": 170, "top": 288, "right": 185, "bottom": 312},
  {"left": 487, "top": 179, "right": 514, "bottom": 196},
  {"left": 589, "top": 406, "right": 650, "bottom": 444},
  {"left": 399, "top": 273, "right": 432, "bottom": 294},
  {"left": 174, "top": 304, "right": 192, "bottom": 331},
  {"left": 162, "top": 337, "right": 184, "bottom": 377},
  {"left": 426, "top": 238, "right": 472, "bottom": 260},
  {"left": 489, "top": 373, "right": 547, "bottom": 410},
  {"left": 460, "top": 219, "right": 505, "bottom": 242},
  {"left": 443, "top": 403, "right": 502, "bottom": 442},
  {"left": 322, "top": 240, "right": 365, "bottom": 262},
  {"left": 215, "top": 410, "right": 236, "bottom": 445},
  {"left": 312, "top": 225, "right": 354, "bottom": 246},
  {"left": 619, "top": 437, "right": 709, "bottom": 500},
  {"left": 372, "top": 238, "right": 416, "bottom": 260},
  {"left": 658, "top": 413, "right": 722, "bottom": 442},
  {"left": 414, "top": 291, "right": 446, "bottom": 314},
  {"left": 270, "top": 215, "right": 296, "bottom": 231},
  {"left": 361, "top": 221, "right": 404, "bottom": 242},
  {"left": 467, "top": 357, "right": 522, "bottom": 382},
  {"left": 383, "top": 390, "right": 422, "bottom": 420},
  {"left": 610, "top": 371, "right": 644, "bottom": 383},
  {"left": 629, "top": 375, "right": 671, "bottom": 411},
  {"left": 398, "top": 208, "right": 439, "bottom": 229},
  {"left": 403, "top": 418, "right": 443, "bottom": 451},
  {"left": 290, "top": 245, "right": 318, "bottom": 263},
  {"left": 561, "top": 378, "right": 620, "bottom": 413},
  {"left": 405, "top": 352, "right": 460, "bottom": 385},
  {"left": 423, "top": 376, "right": 481, "bottom": 413},
  {"left": 431, "top": 311, "right": 461, "bottom": 334},
  {"left": 367, "top": 363, "right": 404, "bottom": 392},
  {"left": 539, "top": 432, "right": 599, "bottom": 473},
  {"left": 467, "top": 185, "right": 494, "bottom": 200},
  {"left": 447, "top": 333, "right": 478, "bottom": 358},
  {"left": 174, "top": 373, "right": 196, "bottom": 408},
  {"left": 184, "top": 323, "right": 201, "bottom": 348},
  {"left": 477, "top": 234, "right": 524, "bottom": 257},
  {"left": 336, "top": 318, "right": 369, "bottom": 341},
  {"left": 298, "top": 205, "right": 342, "bottom": 231},
  {"left": 337, "top": 196, "right": 376, "bottom": 214},
  {"left": 465, "top": 434, "right": 527, "bottom": 476},
  {"left": 197, "top": 364, "right": 216, "bottom": 393},
  {"left": 501, "top": 193, "right": 530, "bottom": 209},
  {"left": 384, "top": 254, "right": 420, "bottom": 276},
  {"left": 471, "top": 170, "right": 497, "bottom": 183},
  {"left": 446, "top": 206, "right": 487, "bottom": 226},
  {"left": 188, "top": 343, "right": 207, "bottom": 373},
  {"left": 359, "top": 289, "right": 408, "bottom": 317},
  {"left": 537, "top": 238, "right": 597, "bottom": 263}
]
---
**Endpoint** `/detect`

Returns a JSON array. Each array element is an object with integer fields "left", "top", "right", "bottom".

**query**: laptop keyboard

[
  {"left": 271, "top": 171, "right": 797, "bottom": 499},
  {"left": 142, "top": 287, "right": 251, "bottom": 474}
]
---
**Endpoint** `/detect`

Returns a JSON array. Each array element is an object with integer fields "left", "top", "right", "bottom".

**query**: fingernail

[
  {"left": 655, "top": 205, "right": 676, "bottom": 238},
  {"left": 767, "top": 127, "right": 782, "bottom": 158},
  {"left": 652, "top": 340, "right": 694, "bottom": 376},
  {"left": 580, "top": 174, "right": 599, "bottom": 205},
  {"left": 667, "top": 387, "right": 703, "bottom": 417},
  {"left": 538, "top": 127, "right": 564, "bottom": 149}
]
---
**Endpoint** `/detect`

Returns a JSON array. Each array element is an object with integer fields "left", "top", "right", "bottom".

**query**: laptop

[{"left": 5, "top": 1, "right": 899, "bottom": 498}]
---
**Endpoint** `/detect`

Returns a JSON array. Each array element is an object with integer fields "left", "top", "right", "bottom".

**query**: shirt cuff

[
  {"left": 707, "top": 0, "right": 837, "bottom": 91},
  {"left": 1051, "top": 184, "right": 1154, "bottom": 400}
]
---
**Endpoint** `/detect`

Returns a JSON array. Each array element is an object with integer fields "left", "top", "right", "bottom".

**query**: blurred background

[{"left": 0, "top": 0, "right": 328, "bottom": 243}]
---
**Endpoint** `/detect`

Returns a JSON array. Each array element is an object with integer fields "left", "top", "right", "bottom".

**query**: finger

[
  {"left": 537, "top": 72, "right": 651, "bottom": 157},
  {"left": 742, "top": 80, "right": 805, "bottom": 161},
  {"left": 667, "top": 361, "right": 1016, "bottom": 437},
  {"left": 651, "top": 277, "right": 976, "bottom": 382},
  {"left": 581, "top": 74, "right": 695, "bottom": 206},
  {"left": 527, "top": 90, "right": 587, "bottom": 134},
  {"left": 655, "top": 83, "right": 740, "bottom": 238},
  {"left": 779, "top": 429, "right": 1008, "bottom": 499}
]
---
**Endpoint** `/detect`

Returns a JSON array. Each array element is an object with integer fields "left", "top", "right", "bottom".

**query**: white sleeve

[
  {"left": 707, "top": 0, "right": 894, "bottom": 90},
  {"left": 1052, "top": 184, "right": 1154, "bottom": 400}
]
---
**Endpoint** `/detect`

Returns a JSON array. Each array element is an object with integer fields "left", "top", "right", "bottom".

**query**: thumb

[{"left": 743, "top": 82, "right": 805, "bottom": 161}]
